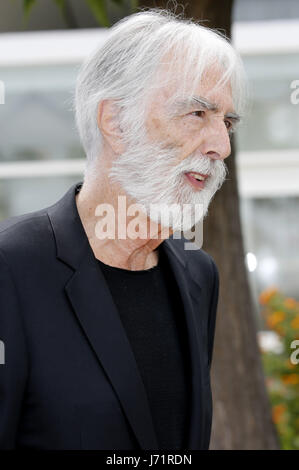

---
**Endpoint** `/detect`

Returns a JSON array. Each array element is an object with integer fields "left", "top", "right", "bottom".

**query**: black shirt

[{"left": 97, "top": 247, "right": 191, "bottom": 450}]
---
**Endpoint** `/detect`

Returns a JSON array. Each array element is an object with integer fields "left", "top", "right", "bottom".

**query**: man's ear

[{"left": 97, "top": 100, "right": 124, "bottom": 154}]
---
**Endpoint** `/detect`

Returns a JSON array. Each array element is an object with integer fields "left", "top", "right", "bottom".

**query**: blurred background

[{"left": 0, "top": 0, "right": 298, "bottom": 449}]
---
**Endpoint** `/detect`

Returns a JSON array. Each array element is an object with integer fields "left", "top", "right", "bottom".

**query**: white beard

[{"left": 108, "top": 136, "right": 228, "bottom": 233}]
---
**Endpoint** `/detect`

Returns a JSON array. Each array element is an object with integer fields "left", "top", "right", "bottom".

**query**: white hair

[{"left": 74, "top": 9, "right": 247, "bottom": 173}]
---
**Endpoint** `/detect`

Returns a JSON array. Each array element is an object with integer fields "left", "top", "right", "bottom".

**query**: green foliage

[
  {"left": 85, "top": 0, "right": 110, "bottom": 27},
  {"left": 53, "top": 0, "right": 65, "bottom": 8},
  {"left": 19, "top": 0, "right": 138, "bottom": 27},
  {"left": 23, "top": 0, "right": 36, "bottom": 16}
]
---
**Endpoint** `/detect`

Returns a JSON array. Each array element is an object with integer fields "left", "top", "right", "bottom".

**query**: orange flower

[
  {"left": 284, "top": 298, "right": 297, "bottom": 310},
  {"left": 281, "top": 374, "right": 299, "bottom": 385},
  {"left": 266, "top": 311, "right": 286, "bottom": 328},
  {"left": 291, "top": 316, "right": 299, "bottom": 330},
  {"left": 272, "top": 404, "right": 286, "bottom": 424},
  {"left": 259, "top": 287, "right": 278, "bottom": 305},
  {"left": 276, "top": 326, "right": 286, "bottom": 336}
]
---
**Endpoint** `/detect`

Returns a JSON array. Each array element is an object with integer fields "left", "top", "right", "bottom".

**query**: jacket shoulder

[{"left": 0, "top": 207, "right": 53, "bottom": 263}]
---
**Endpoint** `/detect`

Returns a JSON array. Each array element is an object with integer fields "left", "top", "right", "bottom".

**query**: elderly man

[{"left": 0, "top": 10, "right": 245, "bottom": 450}]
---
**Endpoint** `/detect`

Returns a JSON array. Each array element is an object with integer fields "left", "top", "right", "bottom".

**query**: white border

[
  {"left": 236, "top": 149, "right": 299, "bottom": 198},
  {"left": 0, "top": 159, "right": 85, "bottom": 178},
  {"left": 232, "top": 19, "right": 299, "bottom": 55},
  {"left": 0, "top": 28, "right": 108, "bottom": 66},
  {"left": 0, "top": 19, "right": 299, "bottom": 66}
]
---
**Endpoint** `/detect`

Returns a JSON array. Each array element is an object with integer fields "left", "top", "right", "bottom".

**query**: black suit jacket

[{"left": 0, "top": 181, "right": 219, "bottom": 450}]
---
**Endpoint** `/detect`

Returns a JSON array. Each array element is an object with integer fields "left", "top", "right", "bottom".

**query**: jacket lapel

[
  {"left": 47, "top": 182, "right": 205, "bottom": 450},
  {"left": 65, "top": 250, "right": 160, "bottom": 450},
  {"left": 162, "top": 238, "right": 205, "bottom": 450}
]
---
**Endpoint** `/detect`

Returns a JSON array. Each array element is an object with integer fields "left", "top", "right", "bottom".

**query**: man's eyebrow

[
  {"left": 224, "top": 111, "right": 241, "bottom": 122},
  {"left": 192, "top": 96, "right": 218, "bottom": 111},
  {"left": 170, "top": 95, "right": 241, "bottom": 121}
]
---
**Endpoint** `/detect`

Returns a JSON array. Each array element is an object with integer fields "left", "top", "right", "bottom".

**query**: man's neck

[{"left": 75, "top": 181, "right": 170, "bottom": 271}]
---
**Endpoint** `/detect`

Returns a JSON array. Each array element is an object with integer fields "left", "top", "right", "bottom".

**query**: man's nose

[{"left": 200, "top": 121, "right": 232, "bottom": 161}]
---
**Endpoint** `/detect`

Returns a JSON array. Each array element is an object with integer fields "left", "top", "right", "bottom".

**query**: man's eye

[
  {"left": 190, "top": 110, "right": 205, "bottom": 118},
  {"left": 224, "top": 120, "right": 233, "bottom": 131}
]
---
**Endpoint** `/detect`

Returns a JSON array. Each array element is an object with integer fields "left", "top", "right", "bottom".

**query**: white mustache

[{"left": 172, "top": 151, "right": 226, "bottom": 178}]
